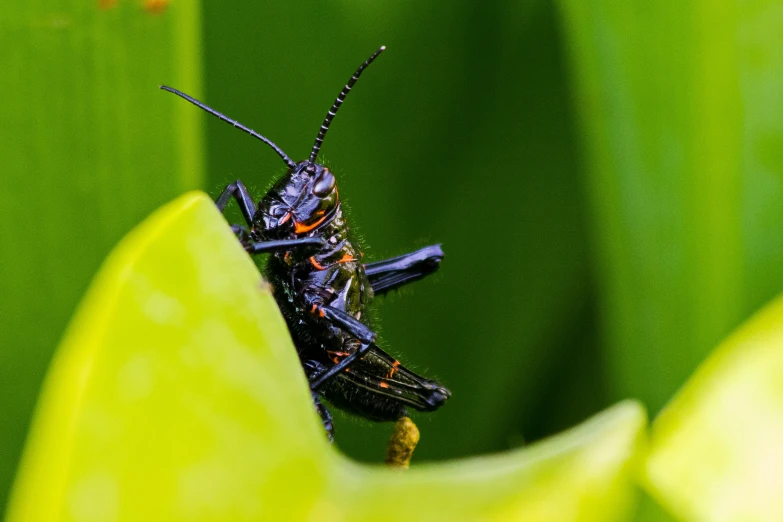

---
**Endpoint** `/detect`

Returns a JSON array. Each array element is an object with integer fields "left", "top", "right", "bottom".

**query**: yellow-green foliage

[
  {"left": 0, "top": 0, "right": 203, "bottom": 507},
  {"left": 8, "top": 194, "right": 643, "bottom": 521},
  {"left": 645, "top": 293, "right": 783, "bottom": 520},
  {"left": 11, "top": 192, "right": 783, "bottom": 520}
]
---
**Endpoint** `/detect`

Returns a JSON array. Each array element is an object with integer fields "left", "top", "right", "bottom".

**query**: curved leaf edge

[{"left": 10, "top": 191, "right": 652, "bottom": 521}]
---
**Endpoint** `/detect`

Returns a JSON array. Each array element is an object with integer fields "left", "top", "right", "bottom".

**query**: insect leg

[
  {"left": 245, "top": 237, "right": 325, "bottom": 255},
  {"left": 310, "top": 342, "right": 372, "bottom": 391},
  {"left": 228, "top": 224, "right": 255, "bottom": 250},
  {"left": 305, "top": 302, "right": 378, "bottom": 391},
  {"left": 312, "top": 390, "right": 335, "bottom": 441},
  {"left": 313, "top": 304, "right": 377, "bottom": 344},
  {"left": 302, "top": 360, "right": 337, "bottom": 440},
  {"left": 217, "top": 182, "right": 325, "bottom": 254},
  {"left": 364, "top": 244, "right": 444, "bottom": 295},
  {"left": 228, "top": 224, "right": 325, "bottom": 254},
  {"left": 215, "top": 179, "right": 256, "bottom": 226}
]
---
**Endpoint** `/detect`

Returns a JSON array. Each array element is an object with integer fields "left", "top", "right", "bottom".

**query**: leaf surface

[
  {"left": 0, "top": 0, "right": 204, "bottom": 509},
  {"left": 645, "top": 293, "right": 783, "bottom": 521},
  {"left": 8, "top": 193, "right": 645, "bottom": 521}
]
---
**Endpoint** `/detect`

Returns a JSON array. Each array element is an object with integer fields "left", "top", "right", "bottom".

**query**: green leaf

[
  {"left": 0, "top": 0, "right": 203, "bottom": 509},
  {"left": 336, "top": 400, "right": 645, "bottom": 521},
  {"left": 8, "top": 192, "right": 645, "bottom": 521},
  {"left": 557, "top": 0, "right": 783, "bottom": 413},
  {"left": 643, "top": 292, "right": 783, "bottom": 520}
]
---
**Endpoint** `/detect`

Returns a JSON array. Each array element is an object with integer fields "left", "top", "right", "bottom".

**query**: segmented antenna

[
  {"left": 309, "top": 46, "right": 386, "bottom": 163},
  {"left": 160, "top": 85, "right": 296, "bottom": 169}
]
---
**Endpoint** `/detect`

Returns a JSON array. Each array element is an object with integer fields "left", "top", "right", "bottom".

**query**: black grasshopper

[{"left": 162, "top": 47, "right": 450, "bottom": 439}]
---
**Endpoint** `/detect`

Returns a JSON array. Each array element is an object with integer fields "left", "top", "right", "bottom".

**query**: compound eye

[{"left": 313, "top": 169, "right": 336, "bottom": 197}]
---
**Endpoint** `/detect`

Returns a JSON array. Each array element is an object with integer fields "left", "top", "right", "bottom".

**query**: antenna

[
  {"left": 160, "top": 85, "right": 296, "bottom": 169},
  {"left": 309, "top": 46, "right": 386, "bottom": 163}
]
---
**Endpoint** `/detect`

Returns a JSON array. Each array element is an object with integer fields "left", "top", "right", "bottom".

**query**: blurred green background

[{"left": 2, "top": 0, "right": 783, "bottom": 516}]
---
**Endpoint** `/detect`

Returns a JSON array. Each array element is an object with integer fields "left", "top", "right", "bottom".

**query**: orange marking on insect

[
  {"left": 294, "top": 214, "right": 328, "bottom": 233},
  {"left": 284, "top": 252, "right": 291, "bottom": 264},
  {"left": 279, "top": 212, "right": 292, "bottom": 225},
  {"left": 379, "top": 381, "right": 390, "bottom": 389},
  {"left": 315, "top": 210, "right": 326, "bottom": 216},
  {"left": 327, "top": 351, "right": 348, "bottom": 364},
  {"left": 386, "top": 360, "right": 401, "bottom": 379},
  {"left": 310, "top": 256, "right": 327, "bottom": 270},
  {"left": 337, "top": 253, "right": 356, "bottom": 264}
]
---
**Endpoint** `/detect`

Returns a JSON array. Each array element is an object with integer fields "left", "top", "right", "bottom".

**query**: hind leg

[{"left": 364, "top": 244, "right": 444, "bottom": 295}]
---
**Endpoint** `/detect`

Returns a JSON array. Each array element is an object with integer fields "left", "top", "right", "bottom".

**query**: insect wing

[{"left": 337, "top": 345, "right": 450, "bottom": 412}]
